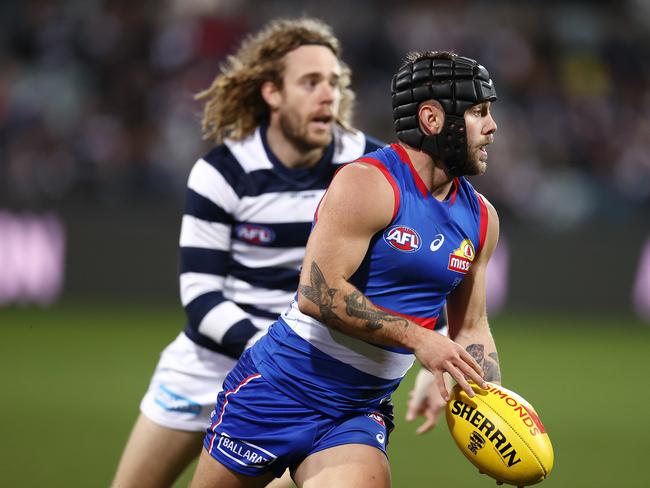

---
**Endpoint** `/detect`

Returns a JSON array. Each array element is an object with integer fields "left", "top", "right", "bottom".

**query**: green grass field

[{"left": 2, "top": 304, "right": 649, "bottom": 487}]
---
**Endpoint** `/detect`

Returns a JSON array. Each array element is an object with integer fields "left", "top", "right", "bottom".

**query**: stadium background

[{"left": 1, "top": 0, "right": 649, "bottom": 486}]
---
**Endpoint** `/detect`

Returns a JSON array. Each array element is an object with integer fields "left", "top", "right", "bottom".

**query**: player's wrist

[{"left": 403, "top": 324, "right": 429, "bottom": 353}]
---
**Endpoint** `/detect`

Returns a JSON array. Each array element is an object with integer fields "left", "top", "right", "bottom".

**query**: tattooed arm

[
  {"left": 296, "top": 163, "right": 486, "bottom": 400},
  {"left": 446, "top": 195, "right": 501, "bottom": 384}
]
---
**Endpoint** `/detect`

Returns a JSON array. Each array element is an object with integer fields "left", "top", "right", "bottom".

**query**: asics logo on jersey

[
  {"left": 235, "top": 224, "right": 276, "bottom": 245},
  {"left": 383, "top": 225, "right": 421, "bottom": 252},
  {"left": 430, "top": 234, "right": 445, "bottom": 251}
]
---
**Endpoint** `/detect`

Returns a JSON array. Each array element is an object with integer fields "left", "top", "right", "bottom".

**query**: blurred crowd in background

[{"left": 1, "top": 0, "right": 649, "bottom": 229}]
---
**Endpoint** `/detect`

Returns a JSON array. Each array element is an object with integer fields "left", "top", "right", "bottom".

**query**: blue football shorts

[{"left": 203, "top": 349, "right": 394, "bottom": 478}]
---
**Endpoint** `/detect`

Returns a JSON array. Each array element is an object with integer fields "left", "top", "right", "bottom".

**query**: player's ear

[
  {"left": 261, "top": 81, "right": 282, "bottom": 110},
  {"left": 419, "top": 100, "right": 445, "bottom": 136}
]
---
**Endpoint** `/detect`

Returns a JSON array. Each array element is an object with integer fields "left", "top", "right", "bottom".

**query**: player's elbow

[{"left": 297, "top": 291, "right": 320, "bottom": 320}]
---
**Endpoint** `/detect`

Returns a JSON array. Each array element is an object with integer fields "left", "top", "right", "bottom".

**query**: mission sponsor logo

[
  {"left": 450, "top": 401, "right": 522, "bottom": 467},
  {"left": 235, "top": 224, "right": 275, "bottom": 245},
  {"left": 383, "top": 225, "right": 421, "bottom": 252},
  {"left": 448, "top": 238, "right": 475, "bottom": 274},
  {"left": 216, "top": 433, "right": 277, "bottom": 468}
]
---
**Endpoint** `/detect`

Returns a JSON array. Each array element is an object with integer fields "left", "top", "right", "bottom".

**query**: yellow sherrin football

[{"left": 446, "top": 382, "right": 554, "bottom": 486}]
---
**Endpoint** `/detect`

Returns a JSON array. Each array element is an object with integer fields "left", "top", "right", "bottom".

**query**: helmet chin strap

[
  {"left": 420, "top": 114, "right": 467, "bottom": 177},
  {"left": 391, "top": 54, "right": 496, "bottom": 177}
]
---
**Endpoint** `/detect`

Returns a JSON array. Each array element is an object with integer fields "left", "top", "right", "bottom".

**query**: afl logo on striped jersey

[
  {"left": 235, "top": 224, "right": 276, "bottom": 245},
  {"left": 383, "top": 225, "right": 421, "bottom": 252}
]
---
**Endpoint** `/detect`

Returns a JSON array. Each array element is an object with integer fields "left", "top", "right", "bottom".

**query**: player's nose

[
  {"left": 484, "top": 113, "right": 497, "bottom": 135},
  {"left": 318, "top": 81, "right": 335, "bottom": 104}
]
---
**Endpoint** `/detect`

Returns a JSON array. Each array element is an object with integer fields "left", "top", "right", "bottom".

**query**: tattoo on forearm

[
  {"left": 298, "top": 261, "right": 342, "bottom": 323},
  {"left": 466, "top": 344, "right": 502, "bottom": 382},
  {"left": 298, "top": 262, "right": 410, "bottom": 332},
  {"left": 344, "top": 290, "right": 410, "bottom": 331}
]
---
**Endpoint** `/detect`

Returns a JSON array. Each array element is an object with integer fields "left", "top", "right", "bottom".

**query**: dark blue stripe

[
  {"left": 202, "top": 141, "right": 335, "bottom": 196},
  {"left": 185, "top": 189, "right": 234, "bottom": 224},
  {"left": 183, "top": 326, "right": 243, "bottom": 360},
  {"left": 364, "top": 135, "right": 386, "bottom": 154},
  {"left": 200, "top": 132, "right": 379, "bottom": 199},
  {"left": 221, "top": 320, "right": 261, "bottom": 358},
  {"left": 185, "top": 291, "right": 225, "bottom": 327},
  {"left": 229, "top": 260, "right": 300, "bottom": 292},
  {"left": 201, "top": 145, "right": 249, "bottom": 198},
  {"left": 238, "top": 303, "right": 281, "bottom": 320},
  {"left": 232, "top": 221, "right": 312, "bottom": 248},
  {"left": 181, "top": 247, "right": 229, "bottom": 275},
  {"left": 244, "top": 169, "right": 335, "bottom": 194}
]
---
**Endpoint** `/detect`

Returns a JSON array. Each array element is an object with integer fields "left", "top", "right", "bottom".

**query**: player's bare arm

[
  {"left": 297, "top": 163, "right": 487, "bottom": 399},
  {"left": 447, "top": 195, "right": 501, "bottom": 385}
]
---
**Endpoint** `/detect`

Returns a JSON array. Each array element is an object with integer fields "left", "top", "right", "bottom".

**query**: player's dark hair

[{"left": 196, "top": 17, "right": 355, "bottom": 143}]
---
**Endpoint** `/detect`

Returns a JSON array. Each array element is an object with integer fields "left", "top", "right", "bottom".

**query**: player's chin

[
  {"left": 462, "top": 157, "right": 487, "bottom": 176},
  {"left": 475, "top": 160, "right": 487, "bottom": 175},
  {"left": 471, "top": 152, "right": 488, "bottom": 175},
  {"left": 305, "top": 130, "right": 333, "bottom": 149}
]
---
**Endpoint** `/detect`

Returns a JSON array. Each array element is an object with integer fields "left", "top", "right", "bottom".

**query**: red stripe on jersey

[
  {"left": 390, "top": 143, "right": 429, "bottom": 199},
  {"left": 376, "top": 303, "right": 439, "bottom": 331},
  {"left": 449, "top": 177, "right": 460, "bottom": 205},
  {"left": 476, "top": 192, "right": 489, "bottom": 253},
  {"left": 357, "top": 157, "right": 401, "bottom": 222}
]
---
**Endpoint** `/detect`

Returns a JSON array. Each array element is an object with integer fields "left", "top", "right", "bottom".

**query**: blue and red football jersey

[{"left": 249, "top": 143, "right": 489, "bottom": 416}]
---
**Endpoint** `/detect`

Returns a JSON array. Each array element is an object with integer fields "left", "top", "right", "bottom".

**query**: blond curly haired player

[{"left": 111, "top": 17, "right": 382, "bottom": 488}]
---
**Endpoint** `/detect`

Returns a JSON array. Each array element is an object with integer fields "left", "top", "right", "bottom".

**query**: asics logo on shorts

[
  {"left": 376, "top": 433, "right": 385, "bottom": 444},
  {"left": 216, "top": 433, "right": 277, "bottom": 468},
  {"left": 154, "top": 384, "right": 201, "bottom": 415}
]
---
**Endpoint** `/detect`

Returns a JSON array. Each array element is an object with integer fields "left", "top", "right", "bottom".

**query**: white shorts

[{"left": 140, "top": 332, "right": 237, "bottom": 432}]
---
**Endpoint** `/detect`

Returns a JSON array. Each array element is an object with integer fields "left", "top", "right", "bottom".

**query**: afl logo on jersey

[
  {"left": 448, "top": 238, "right": 475, "bottom": 273},
  {"left": 383, "top": 225, "right": 421, "bottom": 252},
  {"left": 235, "top": 224, "right": 276, "bottom": 245}
]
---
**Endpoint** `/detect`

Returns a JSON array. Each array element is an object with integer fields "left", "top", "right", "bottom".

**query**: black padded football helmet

[{"left": 391, "top": 52, "right": 497, "bottom": 176}]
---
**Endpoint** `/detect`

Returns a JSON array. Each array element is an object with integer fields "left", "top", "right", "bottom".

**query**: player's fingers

[
  {"left": 457, "top": 359, "right": 488, "bottom": 390},
  {"left": 435, "top": 369, "right": 450, "bottom": 402},
  {"left": 406, "top": 383, "right": 429, "bottom": 421},
  {"left": 405, "top": 397, "right": 425, "bottom": 421},
  {"left": 458, "top": 346, "right": 484, "bottom": 376},
  {"left": 430, "top": 402, "right": 442, "bottom": 425},
  {"left": 416, "top": 412, "right": 436, "bottom": 434},
  {"left": 447, "top": 364, "right": 475, "bottom": 398}
]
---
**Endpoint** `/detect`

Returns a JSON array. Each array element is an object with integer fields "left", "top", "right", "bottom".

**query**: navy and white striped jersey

[{"left": 180, "top": 124, "right": 383, "bottom": 359}]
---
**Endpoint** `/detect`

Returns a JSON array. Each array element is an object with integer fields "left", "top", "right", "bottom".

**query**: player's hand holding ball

[{"left": 446, "top": 382, "right": 553, "bottom": 487}]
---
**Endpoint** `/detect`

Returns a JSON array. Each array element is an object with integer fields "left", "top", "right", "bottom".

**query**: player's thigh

[
  {"left": 292, "top": 444, "right": 390, "bottom": 488},
  {"left": 112, "top": 414, "right": 204, "bottom": 488},
  {"left": 191, "top": 448, "right": 276, "bottom": 488},
  {"left": 140, "top": 333, "right": 237, "bottom": 432}
]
